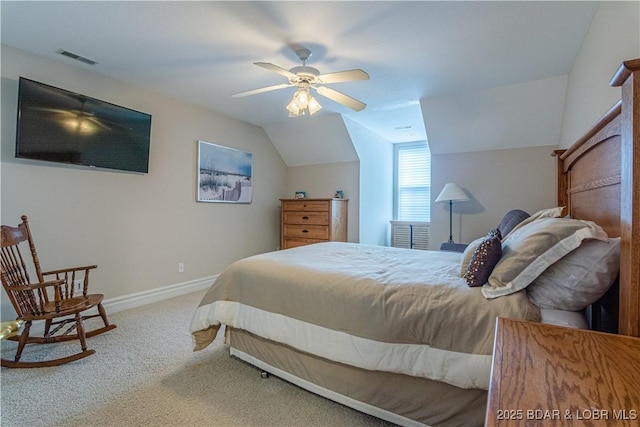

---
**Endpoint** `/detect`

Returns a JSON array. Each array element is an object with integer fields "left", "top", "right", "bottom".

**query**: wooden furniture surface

[
  {"left": 280, "top": 198, "right": 348, "bottom": 249},
  {"left": 0, "top": 215, "right": 116, "bottom": 368},
  {"left": 555, "top": 58, "right": 640, "bottom": 337},
  {"left": 486, "top": 318, "right": 640, "bottom": 426}
]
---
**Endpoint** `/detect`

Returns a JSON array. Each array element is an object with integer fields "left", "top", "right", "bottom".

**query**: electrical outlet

[
  {"left": 73, "top": 279, "right": 83, "bottom": 293},
  {"left": 178, "top": 262, "right": 185, "bottom": 273}
]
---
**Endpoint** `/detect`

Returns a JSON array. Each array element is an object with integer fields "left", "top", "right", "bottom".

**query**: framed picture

[{"left": 197, "top": 140, "right": 253, "bottom": 203}]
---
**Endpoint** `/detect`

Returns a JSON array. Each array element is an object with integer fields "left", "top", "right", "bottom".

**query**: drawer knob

[
  {"left": 302, "top": 216, "right": 309, "bottom": 220},
  {"left": 302, "top": 229, "right": 309, "bottom": 233}
]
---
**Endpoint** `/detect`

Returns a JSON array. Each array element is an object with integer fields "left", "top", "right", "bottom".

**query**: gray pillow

[{"left": 497, "top": 209, "right": 530, "bottom": 237}]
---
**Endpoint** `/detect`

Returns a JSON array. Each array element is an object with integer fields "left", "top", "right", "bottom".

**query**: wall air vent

[{"left": 56, "top": 49, "right": 97, "bottom": 66}]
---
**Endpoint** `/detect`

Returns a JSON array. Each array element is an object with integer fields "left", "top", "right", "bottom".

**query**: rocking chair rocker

[{"left": 1, "top": 215, "right": 116, "bottom": 368}]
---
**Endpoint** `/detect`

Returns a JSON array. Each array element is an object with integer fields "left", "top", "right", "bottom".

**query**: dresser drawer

[
  {"left": 283, "top": 224, "right": 329, "bottom": 240},
  {"left": 282, "top": 211, "right": 329, "bottom": 225},
  {"left": 282, "top": 238, "right": 326, "bottom": 249},
  {"left": 282, "top": 200, "right": 329, "bottom": 212}
]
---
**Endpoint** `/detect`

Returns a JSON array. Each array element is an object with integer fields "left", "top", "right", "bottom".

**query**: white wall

[
  {"left": 264, "top": 114, "right": 358, "bottom": 167},
  {"left": 423, "top": 75, "right": 568, "bottom": 155},
  {"left": 1, "top": 46, "right": 287, "bottom": 320},
  {"left": 343, "top": 117, "right": 393, "bottom": 246},
  {"left": 285, "top": 161, "right": 360, "bottom": 243},
  {"left": 559, "top": 1, "right": 640, "bottom": 149}
]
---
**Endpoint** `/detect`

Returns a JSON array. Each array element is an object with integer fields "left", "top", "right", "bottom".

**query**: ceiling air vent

[{"left": 56, "top": 49, "right": 97, "bottom": 66}]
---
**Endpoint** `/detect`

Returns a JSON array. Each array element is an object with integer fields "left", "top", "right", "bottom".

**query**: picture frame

[{"left": 197, "top": 140, "right": 253, "bottom": 203}]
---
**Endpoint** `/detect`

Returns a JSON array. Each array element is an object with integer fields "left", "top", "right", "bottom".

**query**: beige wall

[
  {"left": 1, "top": 46, "right": 287, "bottom": 320},
  {"left": 285, "top": 161, "right": 360, "bottom": 243},
  {"left": 559, "top": 1, "right": 640, "bottom": 148},
  {"left": 431, "top": 145, "right": 557, "bottom": 248},
  {"left": 427, "top": 3, "right": 638, "bottom": 248}
]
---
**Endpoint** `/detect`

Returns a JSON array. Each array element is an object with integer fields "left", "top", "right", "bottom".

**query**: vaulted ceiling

[{"left": 1, "top": 1, "right": 599, "bottom": 162}]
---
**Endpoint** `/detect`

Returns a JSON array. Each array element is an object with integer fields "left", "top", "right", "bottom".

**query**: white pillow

[
  {"left": 501, "top": 206, "right": 564, "bottom": 240},
  {"left": 482, "top": 217, "right": 608, "bottom": 299},
  {"left": 526, "top": 238, "right": 620, "bottom": 311}
]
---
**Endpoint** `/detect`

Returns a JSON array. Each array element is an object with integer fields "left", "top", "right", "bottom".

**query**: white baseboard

[
  {"left": 103, "top": 275, "right": 216, "bottom": 315},
  {"left": 9, "top": 276, "right": 216, "bottom": 336}
]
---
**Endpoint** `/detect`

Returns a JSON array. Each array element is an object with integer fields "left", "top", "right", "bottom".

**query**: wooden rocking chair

[{"left": 1, "top": 215, "right": 116, "bottom": 368}]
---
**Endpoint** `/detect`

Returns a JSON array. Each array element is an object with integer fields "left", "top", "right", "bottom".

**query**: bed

[{"left": 190, "top": 59, "right": 640, "bottom": 427}]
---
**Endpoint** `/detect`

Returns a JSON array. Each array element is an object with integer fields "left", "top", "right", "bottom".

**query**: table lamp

[{"left": 435, "top": 183, "right": 469, "bottom": 243}]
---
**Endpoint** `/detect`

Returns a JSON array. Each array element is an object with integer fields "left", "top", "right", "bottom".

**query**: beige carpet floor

[{"left": 1, "top": 290, "right": 395, "bottom": 427}]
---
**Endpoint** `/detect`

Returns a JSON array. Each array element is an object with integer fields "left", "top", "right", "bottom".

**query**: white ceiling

[{"left": 1, "top": 1, "right": 598, "bottom": 149}]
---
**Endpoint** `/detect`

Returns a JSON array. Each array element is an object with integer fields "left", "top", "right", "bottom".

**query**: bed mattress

[{"left": 191, "top": 242, "right": 541, "bottom": 390}]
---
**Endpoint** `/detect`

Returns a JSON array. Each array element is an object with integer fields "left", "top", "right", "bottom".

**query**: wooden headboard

[{"left": 555, "top": 59, "right": 640, "bottom": 337}]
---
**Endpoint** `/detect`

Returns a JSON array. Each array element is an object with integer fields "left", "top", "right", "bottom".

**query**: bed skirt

[{"left": 228, "top": 327, "right": 487, "bottom": 427}]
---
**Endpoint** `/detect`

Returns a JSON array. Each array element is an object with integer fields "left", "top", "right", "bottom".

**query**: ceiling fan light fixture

[
  {"left": 307, "top": 96, "right": 322, "bottom": 115},
  {"left": 286, "top": 87, "right": 322, "bottom": 117},
  {"left": 286, "top": 98, "right": 301, "bottom": 116},
  {"left": 293, "top": 89, "right": 309, "bottom": 109}
]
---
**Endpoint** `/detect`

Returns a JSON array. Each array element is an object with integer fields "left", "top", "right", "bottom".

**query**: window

[{"left": 393, "top": 141, "right": 431, "bottom": 222}]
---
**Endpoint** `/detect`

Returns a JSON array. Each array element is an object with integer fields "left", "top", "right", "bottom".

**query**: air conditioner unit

[{"left": 390, "top": 221, "right": 430, "bottom": 250}]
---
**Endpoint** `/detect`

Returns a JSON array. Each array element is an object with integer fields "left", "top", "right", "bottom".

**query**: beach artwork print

[{"left": 197, "top": 140, "right": 253, "bottom": 203}]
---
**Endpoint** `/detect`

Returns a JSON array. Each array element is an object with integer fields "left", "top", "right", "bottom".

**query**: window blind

[{"left": 395, "top": 142, "right": 431, "bottom": 222}]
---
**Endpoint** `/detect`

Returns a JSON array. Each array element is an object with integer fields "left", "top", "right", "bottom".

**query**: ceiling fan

[{"left": 231, "top": 48, "right": 369, "bottom": 115}]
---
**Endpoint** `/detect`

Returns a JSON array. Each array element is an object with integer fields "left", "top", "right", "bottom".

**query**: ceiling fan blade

[
  {"left": 315, "top": 86, "right": 366, "bottom": 112},
  {"left": 231, "top": 83, "right": 292, "bottom": 98},
  {"left": 317, "top": 69, "right": 369, "bottom": 84},
  {"left": 254, "top": 62, "right": 298, "bottom": 80}
]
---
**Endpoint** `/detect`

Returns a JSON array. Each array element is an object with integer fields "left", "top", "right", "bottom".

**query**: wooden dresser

[
  {"left": 486, "top": 318, "right": 640, "bottom": 426},
  {"left": 280, "top": 198, "right": 348, "bottom": 249}
]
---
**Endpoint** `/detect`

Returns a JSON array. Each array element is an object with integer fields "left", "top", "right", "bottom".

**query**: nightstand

[
  {"left": 486, "top": 318, "right": 640, "bottom": 426},
  {"left": 439, "top": 242, "right": 467, "bottom": 252}
]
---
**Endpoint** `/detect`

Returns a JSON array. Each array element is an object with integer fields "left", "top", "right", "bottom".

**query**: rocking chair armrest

[
  {"left": 9, "top": 279, "right": 66, "bottom": 292},
  {"left": 41, "top": 265, "right": 98, "bottom": 276}
]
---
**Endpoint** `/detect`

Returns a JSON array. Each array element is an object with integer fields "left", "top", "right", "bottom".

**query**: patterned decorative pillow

[
  {"left": 459, "top": 236, "right": 485, "bottom": 277},
  {"left": 464, "top": 229, "right": 502, "bottom": 287}
]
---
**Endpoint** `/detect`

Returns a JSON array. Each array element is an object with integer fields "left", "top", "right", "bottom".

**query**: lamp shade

[{"left": 435, "top": 183, "right": 469, "bottom": 203}]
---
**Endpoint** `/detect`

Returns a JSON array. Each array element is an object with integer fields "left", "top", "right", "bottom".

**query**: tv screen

[{"left": 16, "top": 77, "right": 152, "bottom": 173}]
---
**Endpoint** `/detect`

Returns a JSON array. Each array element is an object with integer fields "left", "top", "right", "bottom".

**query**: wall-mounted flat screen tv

[{"left": 15, "top": 77, "right": 152, "bottom": 173}]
